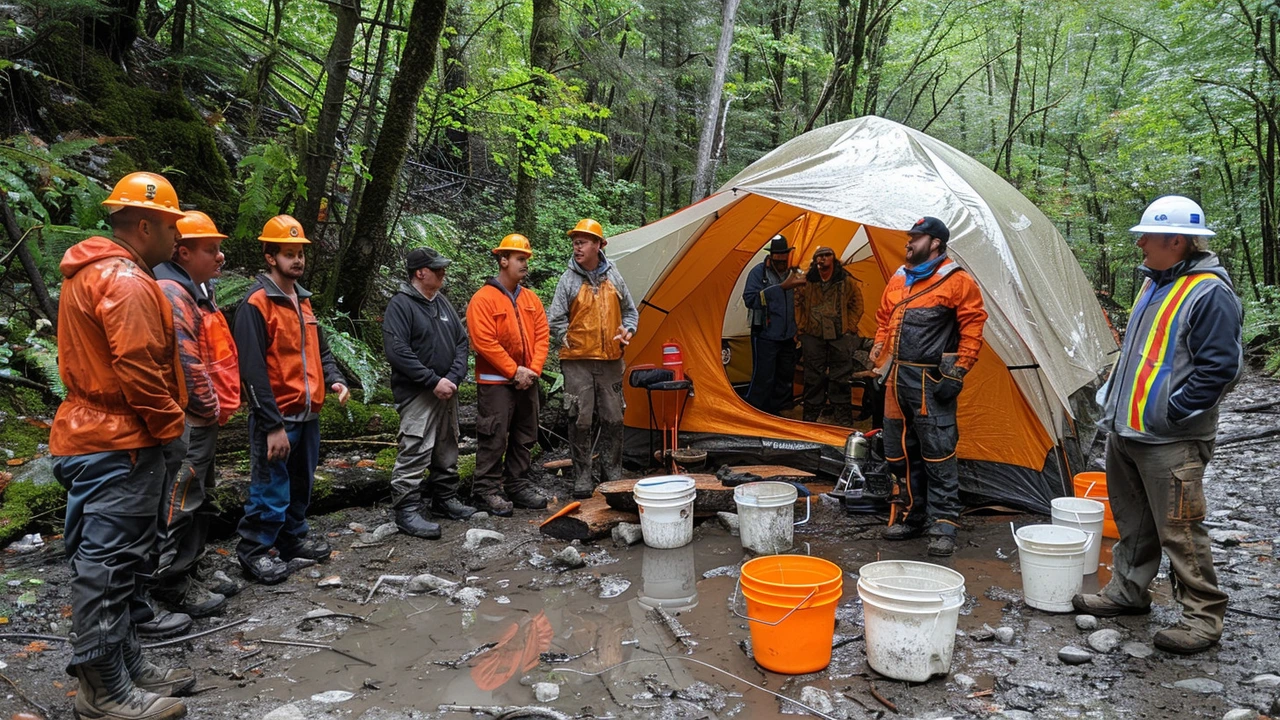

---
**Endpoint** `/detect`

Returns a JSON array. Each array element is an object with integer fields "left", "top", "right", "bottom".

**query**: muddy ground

[{"left": 2, "top": 375, "right": 1279, "bottom": 720}]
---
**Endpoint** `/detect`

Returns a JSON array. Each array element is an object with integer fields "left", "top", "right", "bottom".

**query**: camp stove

[{"left": 828, "top": 430, "right": 892, "bottom": 512}]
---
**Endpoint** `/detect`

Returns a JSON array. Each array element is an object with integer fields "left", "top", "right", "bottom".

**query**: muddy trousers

[
  {"left": 473, "top": 383, "right": 539, "bottom": 497},
  {"left": 799, "top": 333, "right": 855, "bottom": 421},
  {"left": 390, "top": 391, "right": 461, "bottom": 507},
  {"left": 55, "top": 446, "right": 170, "bottom": 667},
  {"left": 881, "top": 363, "right": 962, "bottom": 536},
  {"left": 1101, "top": 435, "right": 1227, "bottom": 639},
  {"left": 236, "top": 418, "right": 320, "bottom": 567},
  {"left": 562, "top": 359, "right": 625, "bottom": 487},
  {"left": 154, "top": 422, "right": 219, "bottom": 592}
]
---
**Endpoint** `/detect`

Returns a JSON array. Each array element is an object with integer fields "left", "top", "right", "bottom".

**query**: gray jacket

[{"left": 547, "top": 252, "right": 639, "bottom": 344}]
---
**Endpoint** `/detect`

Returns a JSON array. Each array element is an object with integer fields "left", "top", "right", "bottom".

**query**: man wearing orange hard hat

[
  {"left": 151, "top": 210, "right": 242, "bottom": 621},
  {"left": 51, "top": 171, "right": 192, "bottom": 719},
  {"left": 548, "top": 218, "right": 638, "bottom": 499},
  {"left": 233, "top": 215, "right": 350, "bottom": 585},
  {"left": 466, "top": 233, "right": 551, "bottom": 517}
]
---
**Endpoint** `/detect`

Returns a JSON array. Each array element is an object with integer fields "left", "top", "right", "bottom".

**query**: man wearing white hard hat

[{"left": 1074, "top": 195, "right": 1243, "bottom": 655}]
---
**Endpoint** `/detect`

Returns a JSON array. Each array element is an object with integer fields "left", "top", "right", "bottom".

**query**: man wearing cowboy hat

[{"left": 742, "top": 234, "right": 804, "bottom": 412}]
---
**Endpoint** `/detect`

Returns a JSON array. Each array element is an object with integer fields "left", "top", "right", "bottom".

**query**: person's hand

[
  {"left": 869, "top": 342, "right": 884, "bottom": 364},
  {"left": 331, "top": 383, "right": 350, "bottom": 405},
  {"left": 780, "top": 272, "right": 806, "bottom": 290},
  {"left": 613, "top": 325, "right": 634, "bottom": 347},
  {"left": 266, "top": 426, "right": 291, "bottom": 463},
  {"left": 434, "top": 377, "right": 457, "bottom": 400},
  {"left": 514, "top": 366, "right": 538, "bottom": 390},
  {"left": 934, "top": 375, "right": 963, "bottom": 403}
]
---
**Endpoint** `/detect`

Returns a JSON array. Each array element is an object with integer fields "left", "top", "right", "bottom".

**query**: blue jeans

[{"left": 237, "top": 417, "right": 320, "bottom": 566}]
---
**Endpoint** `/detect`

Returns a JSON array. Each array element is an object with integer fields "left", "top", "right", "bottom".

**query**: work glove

[{"left": 934, "top": 353, "right": 966, "bottom": 403}]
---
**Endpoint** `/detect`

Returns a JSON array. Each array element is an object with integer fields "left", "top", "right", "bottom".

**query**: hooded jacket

[
  {"left": 467, "top": 279, "right": 549, "bottom": 384},
  {"left": 547, "top": 253, "right": 638, "bottom": 361},
  {"left": 796, "top": 262, "right": 864, "bottom": 339},
  {"left": 234, "top": 274, "right": 345, "bottom": 428},
  {"left": 1098, "top": 252, "right": 1243, "bottom": 443},
  {"left": 382, "top": 281, "right": 469, "bottom": 404},
  {"left": 50, "top": 236, "right": 187, "bottom": 455},
  {"left": 156, "top": 261, "right": 219, "bottom": 425}
]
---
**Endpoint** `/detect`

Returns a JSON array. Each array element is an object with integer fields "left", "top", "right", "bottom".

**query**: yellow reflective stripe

[{"left": 1128, "top": 274, "right": 1215, "bottom": 431}]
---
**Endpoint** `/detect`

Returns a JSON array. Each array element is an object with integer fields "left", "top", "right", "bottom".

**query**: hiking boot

[
  {"left": 395, "top": 504, "right": 442, "bottom": 539},
  {"left": 153, "top": 580, "right": 225, "bottom": 619},
  {"left": 241, "top": 555, "right": 292, "bottom": 585},
  {"left": 472, "top": 494, "right": 513, "bottom": 517},
  {"left": 1071, "top": 592, "right": 1151, "bottom": 617},
  {"left": 278, "top": 538, "right": 332, "bottom": 562},
  {"left": 73, "top": 650, "right": 187, "bottom": 720},
  {"left": 1153, "top": 624, "right": 1219, "bottom": 655},
  {"left": 125, "top": 631, "right": 195, "bottom": 697},
  {"left": 135, "top": 598, "right": 192, "bottom": 640},
  {"left": 882, "top": 523, "right": 926, "bottom": 541},
  {"left": 201, "top": 570, "right": 244, "bottom": 599},
  {"left": 571, "top": 476, "right": 595, "bottom": 500},
  {"left": 509, "top": 487, "right": 549, "bottom": 510},
  {"left": 927, "top": 534, "right": 957, "bottom": 557},
  {"left": 432, "top": 497, "right": 477, "bottom": 520}
]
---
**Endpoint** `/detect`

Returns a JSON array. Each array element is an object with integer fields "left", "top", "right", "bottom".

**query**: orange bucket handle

[{"left": 729, "top": 579, "right": 817, "bottom": 626}]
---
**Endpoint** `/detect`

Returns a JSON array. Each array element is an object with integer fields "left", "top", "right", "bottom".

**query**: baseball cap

[
  {"left": 406, "top": 247, "right": 452, "bottom": 272},
  {"left": 907, "top": 216, "right": 950, "bottom": 243}
]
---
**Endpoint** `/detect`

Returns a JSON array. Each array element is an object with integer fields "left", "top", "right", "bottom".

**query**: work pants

[
  {"left": 746, "top": 333, "right": 797, "bottom": 413},
  {"left": 1101, "top": 435, "right": 1227, "bottom": 639},
  {"left": 473, "top": 383, "right": 539, "bottom": 497},
  {"left": 881, "top": 362, "right": 961, "bottom": 536},
  {"left": 236, "top": 417, "right": 320, "bottom": 567},
  {"left": 562, "top": 358, "right": 626, "bottom": 486},
  {"left": 56, "top": 445, "right": 169, "bottom": 666},
  {"left": 390, "top": 390, "right": 461, "bottom": 507},
  {"left": 800, "top": 333, "right": 856, "bottom": 422},
  {"left": 155, "top": 422, "right": 219, "bottom": 591}
]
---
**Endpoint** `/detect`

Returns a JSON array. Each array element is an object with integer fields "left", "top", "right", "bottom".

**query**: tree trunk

[
  {"left": 297, "top": 0, "right": 360, "bottom": 239},
  {"left": 89, "top": 0, "right": 143, "bottom": 64},
  {"left": 1003, "top": 3, "right": 1023, "bottom": 178},
  {"left": 170, "top": 0, "right": 189, "bottom": 53},
  {"left": 513, "top": 0, "right": 561, "bottom": 238},
  {"left": 334, "top": 0, "right": 449, "bottom": 316},
  {"left": 438, "top": 0, "right": 471, "bottom": 174},
  {"left": 691, "top": 0, "right": 741, "bottom": 203},
  {"left": 1, "top": 205, "right": 57, "bottom": 331}
]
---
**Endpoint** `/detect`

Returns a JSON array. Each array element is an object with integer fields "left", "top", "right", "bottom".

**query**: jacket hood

[
  {"left": 61, "top": 236, "right": 145, "bottom": 278},
  {"left": 397, "top": 280, "right": 443, "bottom": 304},
  {"left": 156, "top": 261, "right": 203, "bottom": 303},
  {"left": 1142, "top": 251, "right": 1234, "bottom": 289},
  {"left": 569, "top": 252, "right": 612, "bottom": 280}
]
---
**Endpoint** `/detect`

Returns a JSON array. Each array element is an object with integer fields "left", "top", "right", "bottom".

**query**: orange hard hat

[
  {"left": 258, "top": 214, "right": 310, "bottom": 244},
  {"left": 492, "top": 233, "right": 533, "bottom": 257},
  {"left": 567, "top": 218, "right": 606, "bottom": 245},
  {"left": 101, "top": 172, "right": 186, "bottom": 219},
  {"left": 176, "top": 210, "right": 227, "bottom": 240}
]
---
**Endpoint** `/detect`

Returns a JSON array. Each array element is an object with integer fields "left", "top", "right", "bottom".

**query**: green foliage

[
  {"left": 0, "top": 134, "right": 108, "bottom": 234},
  {"left": 0, "top": 479, "right": 66, "bottom": 543},
  {"left": 317, "top": 315, "right": 387, "bottom": 392},
  {"left": 232, "top": 140, "right": 306, "bottom": 264},
  {"left": 1244, "top": 286, "right": 1280, "bottom": 375},
  {"left": 22, "top": 333, "right": 64, "bottom": 399},
  {"left": 317, "top": 395, "right": 399, "bottom": 438},
  {"left": 213, "top": 271, "right": 256, "bottom": 309}
]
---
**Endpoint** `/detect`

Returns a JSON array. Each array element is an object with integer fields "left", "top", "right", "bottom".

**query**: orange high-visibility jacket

[
  {"left": 468, "top": 279, "right": 549, "bottom": 383},
  {"left": 873, "top": 258, "right": 987, "bottom": 371}
]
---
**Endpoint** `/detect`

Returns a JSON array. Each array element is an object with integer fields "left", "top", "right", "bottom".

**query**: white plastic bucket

[
  {"left": 1051, "top": 497, "right": 1105, "bottom": 575},
  {"left": 1013, "top": 524, "right": 1089, "bottom": 612},
  {"left": 734, "top": 482, "right": 809, "bottom": 554},
  {"left": 635, "top": 477, "right": 696, "bottom": 549},
  {"left": 638, "top": 544, "right": 698, "bottom": 611},
  {"left": 857, "top": 560, "right": 966, "bottom": 682}
]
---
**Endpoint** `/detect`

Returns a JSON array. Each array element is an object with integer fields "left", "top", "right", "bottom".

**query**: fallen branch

[
  {"left": 143, "top": 617, "right": 250, "bottom": 649},
  {"left": 0, "top": 632, "right": 68, "bottom": 643},
  {"left": 869, "top": 683, "right": 898, "bottom": 714},
  {"left": 966, "top": 688, "right": 995, "bottom": 698},
  {"left": 1229, "top": 398, "right": 1280, "bottom": 413},
  {"left": 257, "top": 638, "right": 377, "bottom": 666},
  {"left": 432, "top": 641, "right": 497, "bottom": 668},
  {"left": 653, "top": 607, "right": 698, "bottom": 653},
  {"left": 1216, "top": 425, "right": 1280, "bottom": 447},
  {"left": 362, "top": 573, "right": 411, "bottom": 604},
  {"left": 437, "top": 706, "right": 572, "bottom": 720},
  {"left": 0, "top": 670, "right": 51, "bottom": 716},
  {"left": 540, "top": 647, "right": 595, "bottom": 664},
  {"left": 1227, "top": 606, "right": 1280, "bottom": 621}
]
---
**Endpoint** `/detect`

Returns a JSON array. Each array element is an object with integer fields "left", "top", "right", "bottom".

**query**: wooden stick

[
  {"left": 0, "top": 670, "right": 51, "bottom": 716},
  {"left": 257, "top": 638, "right": 377, "bottom": 666},
  {"left": 143, "top": 617, "right": 250, "bottom": 649},
  {"left": 868, "top": 683, "right": 898, "bottom": 714}
]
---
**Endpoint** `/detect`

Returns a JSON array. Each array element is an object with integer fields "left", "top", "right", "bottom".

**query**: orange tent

[{"left": 609, "top": 118, "right": 1117, "bottom": 512}]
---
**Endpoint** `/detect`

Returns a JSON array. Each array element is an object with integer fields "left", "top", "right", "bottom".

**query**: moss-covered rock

[
  {"left": 375, "top": 447, "right": 397, "bottom": 470},
  {"left": 318, "top": 397, "right": 399, "bottom": 438},
  {"left": 0, "top": 414, "right": 48, "bottom": 459},
  {"left": 0, "top": 478, "right": 67, "bottom": 544}
]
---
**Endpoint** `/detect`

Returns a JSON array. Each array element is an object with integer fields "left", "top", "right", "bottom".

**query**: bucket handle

[
  {"left": 1085, "top": 480, "right": 1097, "bottom": 497},
  {"left": 729, "top": 577, "right": 818, "bottom": 626},
  {"left": 1011, "top": 522, "right": 1095, "bottom": 552}
]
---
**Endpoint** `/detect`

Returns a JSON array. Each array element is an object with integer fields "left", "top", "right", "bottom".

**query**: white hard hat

[{"left": 1129, "top": 195, "right": 1215, "bottom": 236}]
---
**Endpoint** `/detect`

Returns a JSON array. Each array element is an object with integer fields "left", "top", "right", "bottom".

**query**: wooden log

[
  {"left": 596, "top": 465, "right": 817, "bottom": 514},
  {"left": 538, "top": 495, "right": 639, "bottom": 541}
]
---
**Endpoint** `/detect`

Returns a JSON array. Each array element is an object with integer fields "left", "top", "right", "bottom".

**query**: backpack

[{"left": 200, "top": 307, "right": 241, "bottom": 425}]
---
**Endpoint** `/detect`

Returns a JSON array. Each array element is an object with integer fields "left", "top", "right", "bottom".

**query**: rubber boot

[
  {"left": 394, "top": 499, "right": 442, "bottom": 539},
  {"left": 73, "top": 647, "right": 187, "bottom": 720},
  {"left": 572, "top": 474, "right": 595, "bottom": 500},
  {"left": 124, "top": 629, "right": 196, "bottom": 697}
]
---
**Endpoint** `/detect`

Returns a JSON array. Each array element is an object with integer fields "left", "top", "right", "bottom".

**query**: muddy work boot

[
  {"left": 571, "top": 475, "right": 595, "bottom": 500},
  {"left": 395, "top": 501, "right": 442, "bottom": 539},
  {"left": 881, "top": 522, "right": 926, "bottom": 541},
  {"left": 472, "top": 493, "right": 514, "bottom": 517},
  {"left": 509, "top": 486, "right": 549, "bottom": 510},
  {"left": 135, "top": 596, "right": 192, "bottom": 640},
  {"left": 432, "top": 497, "right": 477, "bottom": 520},
  {"left": 153, "top": 580, "right": 225, "bottom": 619},
  {"left": 194, "top": 563, "right": 244, "bottom": 599},
  {"left": 1153, "top": 624, "right": 1219, "bottom": 655},
  {"left": 125, "top": 631, "right": 195, "bottom": 697},
  {"left": 927, "top": 534, "right": 957, "bottom": 557},
  {"left": 73, "top": 650, "right": 187, "bottom": 720},
  {"left": 1071, "top": 592, "right": 1151, "bottom": 617},
  {"left": 240, "top": 555, "right": 293, "bottom": 585},
  {"left": 278, "top": 538, "right": 332, "bottom": 562}
]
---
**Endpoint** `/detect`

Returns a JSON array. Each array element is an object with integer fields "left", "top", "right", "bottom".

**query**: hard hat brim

[
  {"left": 491, "top": 247, "right": 532, "bottom": 256},
  {"left": 258, "top": 236, "right": 312, "bottom": 244},
  {"left": 102, "top": 199, "right": 188, "bottom": 220},
  {"left": 180, "top": 231, "right": 229, "bottom": 240},
  {"left": 566, "top": 229, "right": 605, "bottom": 243},
  {"left": 1129, "top": 223, "right": 1215, "bottom": 237}
]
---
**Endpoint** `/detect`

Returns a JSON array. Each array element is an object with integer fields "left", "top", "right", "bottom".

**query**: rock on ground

[
  {"left": 613, "top": 522, "right": 643, "bottom": 546},
  {"left": 408, "top": 572, "right": 459, "bottom": 594},
  {"left": 1087, "top": 628, "right": 1123, "bottom": 654},
  {"left": 1075, "top": 614, "right": 1098, "bottom": 630},
  {"left": 1058, "top": 645, "right": 1093, "bottom": 664},
  {"left": 1173, "top": 678, "right": 1225, "bottom": 694},
  {"left": 463, "top": 528, "right": 505, "bottom": 550},
  {"left": 554, "top": 546, "right": 586, "bottom": 568},
  {"left": 953, "top": 673, "right": 977, "bottom": 690},
  {"left": 1223, "top": 709, "right": 1259, "bottom": 720},
  {"left": 717, "top": 512, "right": 740, "bottom": 535},
  {"left": 369, "top": 522, "right": 399, "bottom": 542},
  {"left": 533, "top": 682, "right": 560, "bottom": 702},
  {"left": 263, "top": 704, "right": 308, "bottom": 720},
  {"left": 994, "top": 626, "right": 1015, "bottom": 644},
  {"left": 1245, "top": 674, "right": 1280, "bottom": 687},
  {"left": 1122, "top": 641, "right": 1153, "bottom": 658},
  {"left": 798, "top": 686, "right": 838, "bottom": 716}
]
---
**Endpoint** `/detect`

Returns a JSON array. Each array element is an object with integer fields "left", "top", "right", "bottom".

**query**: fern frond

[{"left": 22, "top": 335, "right": 65, "bottom": 399}]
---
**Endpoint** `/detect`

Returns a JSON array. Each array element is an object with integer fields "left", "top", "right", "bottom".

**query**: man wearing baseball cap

[
  {"left": 795, "top": 245, "right": 865, "bottom": 424},
  {"left": 870, "top": 216, "right": 987, "bottom": 557},
  {"left": 382, "top": 247, "right": 473, "bottom": 539},
  {"left": 1073, "top": 196, "right": 1243, "bottom": 655}
]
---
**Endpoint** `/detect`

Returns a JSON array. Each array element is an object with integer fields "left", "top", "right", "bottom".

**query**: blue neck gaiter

[{"left": 903, "top": 255, "right": 946, "bottom": 288}]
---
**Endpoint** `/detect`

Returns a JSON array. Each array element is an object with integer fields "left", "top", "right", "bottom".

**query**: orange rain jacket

[
  {"left": 873, "top": 258, "right": 987, "bottom": 372},
  {"left": 51, "top": 237, "right": 187, "bottom": 456},
  {"left": 467, "top": 279, "right": 549, "bottom": 384}
]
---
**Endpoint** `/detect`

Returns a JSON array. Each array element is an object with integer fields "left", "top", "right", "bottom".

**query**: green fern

[
  {"left": 212, "top": 271, "right": 256, "bottom": 309},
  {"left": 22, "top": 334, "right": 65, "bottom": 399},
  {"left": 316, "top": 316, "right": 386, "bottom": 392}
]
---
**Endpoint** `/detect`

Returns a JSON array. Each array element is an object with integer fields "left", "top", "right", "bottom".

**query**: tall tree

[
  {"left": 691, "top": 0, "right": 741, "bottom": 202},
  {"left": 334, "top": 0, "right": 449, "bottom": 316},
  {"left": 513, "top": 0, "right": 561, "bottom": 237}
]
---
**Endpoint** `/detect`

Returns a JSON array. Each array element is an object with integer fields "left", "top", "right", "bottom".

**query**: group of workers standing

[{"left": 44, "top": 167, "right": 1246, "bottom": 719}]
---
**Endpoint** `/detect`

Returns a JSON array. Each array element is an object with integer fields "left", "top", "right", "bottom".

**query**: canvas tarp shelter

[{"left": 606, "top": 116, "right": 1118, "bottom": 514}]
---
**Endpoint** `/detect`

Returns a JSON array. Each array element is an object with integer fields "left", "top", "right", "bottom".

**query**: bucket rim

[
  {"left": 857, "top": 560, "right": 966, "bottom": 588},
  {"left": 741, "top": 555, "right": 844, "bottom": 588},
  {"left": 734, "top": 481, "right": 800, "bottom": 508}
]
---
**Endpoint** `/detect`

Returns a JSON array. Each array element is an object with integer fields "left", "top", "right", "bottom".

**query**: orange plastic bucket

[
  {"left": 738, "top": 556, "right": 843, "bottom": 674},
  {"left": 1073, "top": 472, "right": 1119, "bottom": 539}
]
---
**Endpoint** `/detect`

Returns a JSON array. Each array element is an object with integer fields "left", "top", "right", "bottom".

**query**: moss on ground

[
  {"left": 319, "top": 397, "right": 399, "bottom": 438},
  {"left": 0, "top": 479, "right": 67, "bottom": 543},
  {"left": 375, "top": 447, "right": 397, "bottom": 470},
  {"left": 457, "top": 382, "right": 478, "bottom": 406},
  {"left": 311, "top": 470, "right": 335, "bottom": 502}
]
